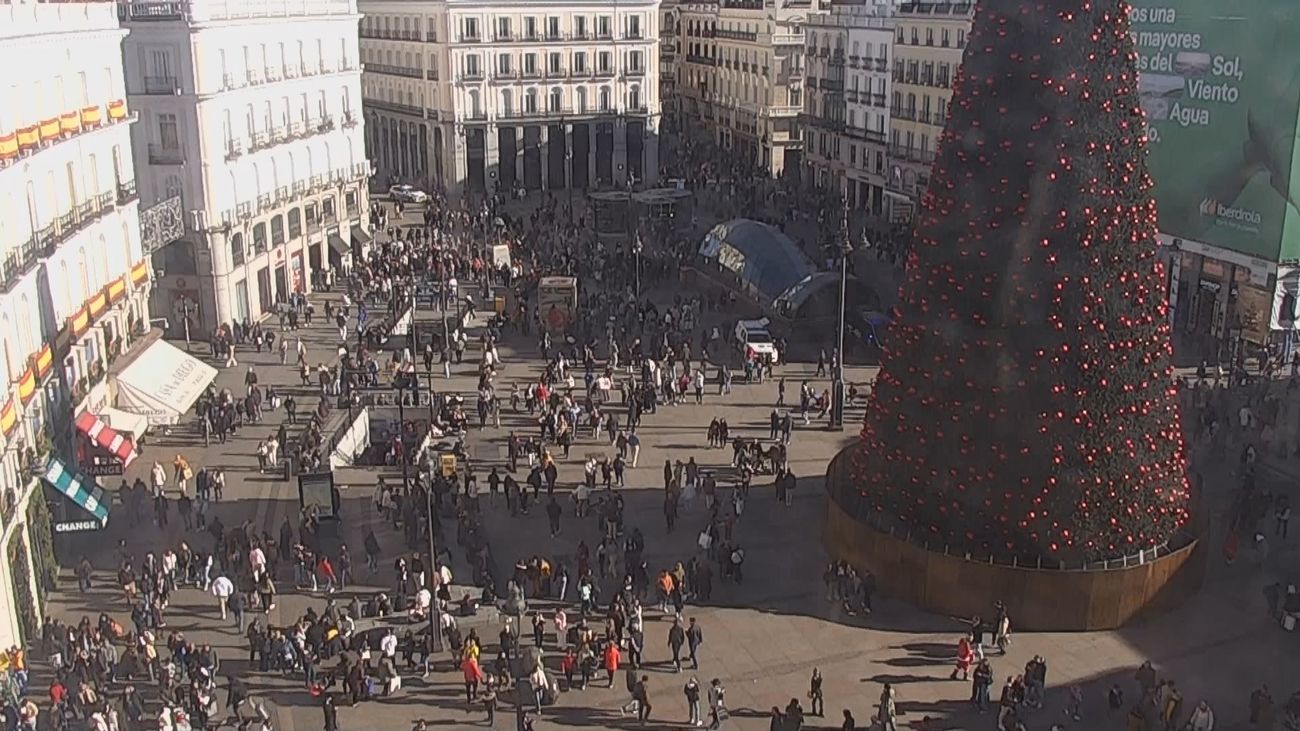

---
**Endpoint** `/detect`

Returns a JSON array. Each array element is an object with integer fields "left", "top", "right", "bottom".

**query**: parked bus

[{"left": 537, "top": 276, "right": 579, "bottom": 335}]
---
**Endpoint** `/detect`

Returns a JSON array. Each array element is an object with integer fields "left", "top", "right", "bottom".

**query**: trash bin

[
  {"left": 494, "top": 295, "right": 506, "bottom": 314},
  {"left": 282, "top": 457, "right": 293, "bottom": 482}
]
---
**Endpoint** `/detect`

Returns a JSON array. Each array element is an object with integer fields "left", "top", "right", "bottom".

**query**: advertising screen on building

[{"left": 1129, "top": 1, "right": 1300, "bottom": 261}]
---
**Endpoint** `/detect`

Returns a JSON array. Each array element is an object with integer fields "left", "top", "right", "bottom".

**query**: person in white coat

[{"left": 1187, "top": 700, "right": 1215, "bottom": 731}]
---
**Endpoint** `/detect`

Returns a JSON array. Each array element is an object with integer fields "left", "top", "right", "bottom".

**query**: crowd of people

[{"left": 4, "top": 133, "right": 1293, "bottom": 731}]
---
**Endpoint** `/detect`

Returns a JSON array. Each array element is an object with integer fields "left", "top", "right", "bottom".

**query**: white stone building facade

[
  {"left": 0, "top": 0, "right": 154, "bottom": 649},
  {"left": 360, "top": 0, "right": 661, "bottom": 197},
  {"left": 676, "top": 0, "right": 807, "bottom": 177},
  {"left": 119, "top": 0, "right": 372, "bottom": 337},
  {"left": 887, "top": 0, "right": 972, "bottom": 219},
  {"left": 803, "top": 5, "right": 893, "bottom": 215}
]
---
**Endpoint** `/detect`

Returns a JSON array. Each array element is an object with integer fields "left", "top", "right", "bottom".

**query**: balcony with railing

[
  {"left": 715, "top": 28, "right": 757, "bottom": 42},
  {"left": 0, "top": 99, "right": 136, "bottom": 171},
  {"left": 898, "top": 1, "right": 974, "bottom": 14},
  {"left": 888, "top": 143, "right": 935, "bottom": 164},
  {"left": 1, "top": 189, "right": 125, "bottom": 294},
  {"left": 117, "top": 0, "right": 356, "bottom": 24},
  {"left": 243, "top": 116, "right": 335, "bottom": 154},
  {"left": 140, "top": 75, "right": 180, "bottom": 95},
  {"left": 498, "top": 106, "right": 574, "bottom": 121},
  {"left": 364, "top": 98, "right": 429, "bottom": 118},
  {"left": 117, "top": 179, "right": 138, "bottom": 205},
  {"left": 460, "top": 69, "right": 485, "bottom": 81},
  {"left": 367, "top": 63, "right": 423, "bottom": 79},
  {"left": 766, "top": 105, "right": 801, "bottom": 117}
]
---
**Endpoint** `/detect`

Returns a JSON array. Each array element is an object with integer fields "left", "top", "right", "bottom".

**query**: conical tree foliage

[{"left": 852, "top": 0, "right": 1191, "bottom": 563}]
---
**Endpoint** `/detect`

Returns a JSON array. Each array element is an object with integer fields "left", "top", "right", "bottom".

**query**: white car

[
  {"left": 734, "top": 318, "right": 780, "bottom": 363},
  {"left": 388, "top": 184, "right": 429, "bottom": 203}
]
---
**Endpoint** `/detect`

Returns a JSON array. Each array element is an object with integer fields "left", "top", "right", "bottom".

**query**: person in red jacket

[
  {"left": 461, "top": 653, "right": 486, "bottom": 703},
  {"left": 952, "top": 635, "right": 974, "bottom": 680},
  {"left": 318, "top": 555, "right": 337, "bottom": 594},
  {"left": 560, "top": 648, "right": 578, "bottom": 691},
  {"left": 603, "top": 642, "right": 621, "bottom": 688}
]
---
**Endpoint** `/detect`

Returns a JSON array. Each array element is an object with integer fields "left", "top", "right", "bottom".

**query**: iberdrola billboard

[{"left": 1129, "top": 1, "right": 1300, "bottom": 262}]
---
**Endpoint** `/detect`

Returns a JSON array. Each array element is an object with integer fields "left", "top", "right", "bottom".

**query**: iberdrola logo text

[{"left": 1200, "top": 198, "right": 1262, "bottom": 233}]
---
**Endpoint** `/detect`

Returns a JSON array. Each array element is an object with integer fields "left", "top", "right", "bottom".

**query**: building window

[
  {"left": 525, "top": 89, "right": 538, "bottom": 113},
  {"left": 465, "top": 54, "right": 481, "bottom": 77},
  {"left": 548, "top": 52, "right": 562, "bottom": 75},
  {"left": 910, "top": 27, "right": 918, "bottom": 44},
  {"left": 252, "top": 222, "right": 267, "bottom": 252},
  {"left": 957, "top": 29, "right": 966, "bottom": 47},
  {"left": 629, "top": 50, "right": 643, "bottom": 73},
  {"left": 549, "top": 87, "right": 562, "bottom": 112},
  {"left": 628, "top": 15, "right": 642, "bottom": 39},
  {"left": 926, "top": 27, "right": 934, "bottom": 45},
  {"left": 628, "top": 84, "right": 641, "bottom": 110},
  {"left": 498, "top": 53, "right": 512, "bottom": 75},
  {"left": 288, "top": 208, "right": 302, "bottom": 238},
  {"left": 573, "top": 52, "right": 587, "bottom": 73},
  {"left": 598, "top": 51, "right": 611, "bottom": 73},
  {"left": 271, "top": 215, "right": 285, "bottom": 245},
  {"left": 524, "top": 54, "right": 537, "bottom": 76},
  {"left": 496, "top": 17, "right": 511, "bottom": 40},
  {"left": 230, "top": 232, "right": 245, "bottom": 266},
  {"left": 599, "top": 86, "right": 611, "bottom": 111},
  {"left": 941, "top": 28, "right": 951, "bottom": 47},
  {"left": 524, "top": 17, "right": 538, "bottom": 39},
  {"left": 158, "top": 113, "right": 180, "bottom": 149},
  {"left": 546, "top": 16, "right": 561, "bottom": 39},
  {"left": 463, "top": 17, "right": 480, "bottom": 41},
  {"left": 597, "top": 15, "right": 611, "bottom": 38},
  {"left": 575, "top": 16, "right": 588, "bottom": 38}
]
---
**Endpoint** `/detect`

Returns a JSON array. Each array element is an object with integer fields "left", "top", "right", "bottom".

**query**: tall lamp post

[
  {"left": 503, "top": 587, "right": 529, "bottom": 731},
  {"left": 830, "top": 201, "right": 850, "bottom": 430}
]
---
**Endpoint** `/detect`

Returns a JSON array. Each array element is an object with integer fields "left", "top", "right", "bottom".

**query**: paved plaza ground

[{"left": 42, "top": 196, "right": 1299, "bottom": 731}]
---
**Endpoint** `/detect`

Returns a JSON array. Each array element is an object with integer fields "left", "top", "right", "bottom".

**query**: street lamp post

[
  {"left": 632, "top": 236, "right": 643, "bottom": 302},
  {"left": 831, "top": 203, "right": 850, "bottom": 430}
]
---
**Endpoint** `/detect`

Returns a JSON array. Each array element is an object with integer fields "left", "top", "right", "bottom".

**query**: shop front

[{"left": 1168, "top": 235, "right": 1276, "bottom": 363}]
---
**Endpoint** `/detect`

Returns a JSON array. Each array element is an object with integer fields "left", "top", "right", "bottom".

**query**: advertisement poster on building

[
  {"left": 1272, "top": 265, "right": 1300, "bottom": 330},
  {"left": 1236, "top": 284, "right": 1273, "bottom": 344},
  {"left": 1129, "top": 1, "right": 1300, "bottom": 261}
]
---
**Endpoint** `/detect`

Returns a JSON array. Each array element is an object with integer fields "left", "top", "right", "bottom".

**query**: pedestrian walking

[
  {"left": 708, "top": 678, "right": 726, "bottom": 730},
  {"left": 877, "top": 683, "right": 897, "bottom": 731},
  {"left": 686, "top": 617, "right": 703, "bottom": 669},
  {"left": 684, "top": 676, "right": 702, "bottom": 727}
]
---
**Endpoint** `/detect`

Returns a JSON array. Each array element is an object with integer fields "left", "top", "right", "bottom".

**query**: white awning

[
  {"left": 101, "top": 406, "right": 150, "bottom": 438},
  {"left": 114, "top": 340, "right": 218, "bottom": 426}
]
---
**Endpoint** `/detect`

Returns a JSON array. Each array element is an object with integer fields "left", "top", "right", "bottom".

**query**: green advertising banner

[{"left": 1129, "top": 1, "right": 1300, "bottom": 262}]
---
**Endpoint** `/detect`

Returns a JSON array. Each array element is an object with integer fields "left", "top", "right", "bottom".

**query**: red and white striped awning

[{"left": 74, "top": 411, "right": 139, "bottom": 468}]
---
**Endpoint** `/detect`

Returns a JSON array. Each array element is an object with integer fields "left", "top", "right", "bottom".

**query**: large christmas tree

[{"left": 852, "top": 0, "right": 1191, "bottom": 563}]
